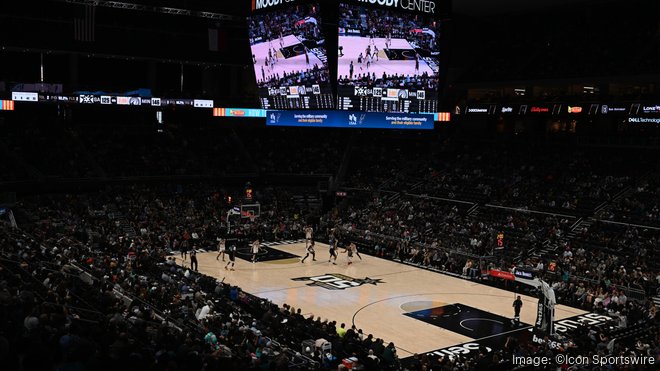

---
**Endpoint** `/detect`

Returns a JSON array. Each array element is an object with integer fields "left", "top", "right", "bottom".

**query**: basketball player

[
  {"left": 304, "top": 225, "right": 314, "bottom": 248},
  {"left": 301, "top": 240, "right": 316, "bottom": 263},
  {"left": 351, "top": 242, "right": 363, "bottom": 260},
  {"left": 328, "top": 230, "right": 338, "bottom": 265},
  {"left": 180, "top": 239, "right": 189, "bottom": 261},
  {"left": 279, "top": 31, "right": 284, "bottom": 47},
  {"left": 341, "top": 242, "right": 354, "bottom": 265},
  {"left": 251, "top": 239, "right": 261, "bottom": 263},
  {"left": 415, "top": 55, "right": 420, "bottom": 73},
  {"left": 225, "top": 244, "right": 237, "bottom": 271},
  {"left": 305, "top": 49, "right": 310, "bottom": 66},
  {"left": 216, "top": 237, "right": 226, "bottom": 261},
  {"left": 190, "top": 248, "right": 198, "bottom": 271},
  {"left": 349, "top": 61, "right": 354, "bottom": 80},
  {"left": 512, "top": 296, "right": 523, "bottom": 325},
  {"left": 374, "top": 46, "right": 379, "bottom": 61}
]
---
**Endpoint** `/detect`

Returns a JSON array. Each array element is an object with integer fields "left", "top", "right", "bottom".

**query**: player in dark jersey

[
  {"left": 512, "top": 296, "right": 523, "bottom": 325},
  {"left": 352, "top": 242, "right": 363, "bottom": 260},
  {"left": 190, "top": 248, "right": 198, "bottom": 271},
  {"left": 328, "top": 229, "right": 338, "bottom": 265},
  {"left": 328, "top": 245, "right": 338, "bottom": 265},
  {"left": 225, "top": 244, "right": 237, "bottom": 271},
  {"left": 328, "top": 241, "right": 338, "bottom": 265},
  {"left": 180, "top": 239, "right": 189, "bottom": 261},
  {"left": 301, "top": 240, "right": 316, "bottom": 263}
]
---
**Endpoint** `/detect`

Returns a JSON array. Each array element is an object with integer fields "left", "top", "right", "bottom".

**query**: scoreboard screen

[
  {"left": 248, "top": 2, "right": 334, "bottom": 110},
  {"left": 336, "top": 0, "right": 442, "bottom": 113}
]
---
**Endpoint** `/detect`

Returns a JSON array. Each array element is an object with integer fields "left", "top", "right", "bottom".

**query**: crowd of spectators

[
  {"left": 240, "top": 127, "right": 345, "bottom": 175},
  {"left": 406, "top": 312, "right": 658, "bottom": 371},
  {"left": 1, "top": 180, "right": 658, "bottom": 371},
  {"left": 78, "top": 125, "right": 207, "bottom": 177},
  {"left": 258, "top": 64, "right": 329, "bottom": 90},
  {"left": 323, "top": 187, "right": 659, "bottom": 316},
  {"left": 1, "top": 118, "right": 659, "bottom": 370},
  {"left": 343, "top": 143, "right": 652, "bottom": 217},
  {"left": 569, "top": 221, "right": 659, "bottom": 290},
  {"left": 328, "top": 193, "right": 572, "bottom": 274},
  {"left": 1, "top": 183, "right": 413, "bottom": 370},
  {"left": 248, "top": 4, "right": 322, "bottom": 45},
  {"left": 323, "top": 189, "right": 659, "bottom": 369},
  {"left": 336, "top": 3, "right": 439, "bottom": 91},
  {"left": 1, "top": 118, "right": 96, "bottom": 179},
  {"left": 0, "top": 121, "right": 355, "bottom": 180},
  {"left": 597, "top": 173, "right": 660, "bottom": 227},
  {"left": 337, "top": 71, "right": 437, "bottom": 93},
  {"left": 338, "top": 4, "right": 439, "bottom": 51},
  {"left": 249, "top": 3, "right": 328, "bottom": 89}
]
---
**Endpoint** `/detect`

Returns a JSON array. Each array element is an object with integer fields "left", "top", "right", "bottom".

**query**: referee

[{"left": 512, "top": 296, "right": 523, "bottom": 325}]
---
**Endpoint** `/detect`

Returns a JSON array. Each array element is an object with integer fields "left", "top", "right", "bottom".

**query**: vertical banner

[{"left": 74, "top": 4, "right": 96, "bottom": 42}]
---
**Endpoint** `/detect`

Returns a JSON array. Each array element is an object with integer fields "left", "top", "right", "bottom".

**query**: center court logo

[{"left": 292, "top": 273, "right": 383, "bottom": 290}]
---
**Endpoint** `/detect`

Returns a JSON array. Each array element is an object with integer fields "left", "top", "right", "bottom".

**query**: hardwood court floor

[{"left": 187, "top": 241, "right": 586, "bottom": 357}]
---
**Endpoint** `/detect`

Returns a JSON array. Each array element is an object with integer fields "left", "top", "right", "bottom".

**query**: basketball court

[
  {"left": 180, "top": 240, "right": 587, "bottom": 358},
  {"left": 252, "top": 34, "right": 327, "bottom": 85},
  {"left": 337, "top": 36, "right": 437, "bottom": 80}
]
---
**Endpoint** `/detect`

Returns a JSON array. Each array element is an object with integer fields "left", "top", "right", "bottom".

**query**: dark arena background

[{"left": 1, "top": 0, "right": 659, "bottom": 370}]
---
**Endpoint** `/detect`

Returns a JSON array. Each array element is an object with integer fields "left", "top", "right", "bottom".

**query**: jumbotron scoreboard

[
  {"left": 248, "top": 1, "right": 334, "bottom": 109},
  {"left": 247, "top": 0, "right": 447, "bottom": 114},
  {"left": 336, "top": 0, "right": 442, "bottom": 114}
]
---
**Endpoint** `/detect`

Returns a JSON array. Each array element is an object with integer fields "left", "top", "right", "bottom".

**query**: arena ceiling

[
  {"left": 58, "top": 0, "right": 603, "bottom": 17},
  {"left": 452, "top": 0, "right": 598, "bottom": 15}
]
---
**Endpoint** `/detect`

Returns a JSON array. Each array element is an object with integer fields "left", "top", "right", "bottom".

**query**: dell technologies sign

[{"left": 357, "top": 0, "right": 437, "bottom": 14}]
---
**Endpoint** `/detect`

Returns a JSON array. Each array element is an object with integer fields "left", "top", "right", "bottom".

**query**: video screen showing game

[
  {"left": 336, "top": 2, "right": 440, "bottom": 113},
  {"left": 248, "top": 3, "right": 334, "bottom": 109}
]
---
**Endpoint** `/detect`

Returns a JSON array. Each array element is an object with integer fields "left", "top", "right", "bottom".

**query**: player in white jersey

[
  {"left": 216, "top": 237, "right": 226, "bottom": 261},
  {"left": 251, "top": 239, "right": 261, "bottom": 263},
  {"left": 304, "top": 226, "right": 314, "bottom": 248}
]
